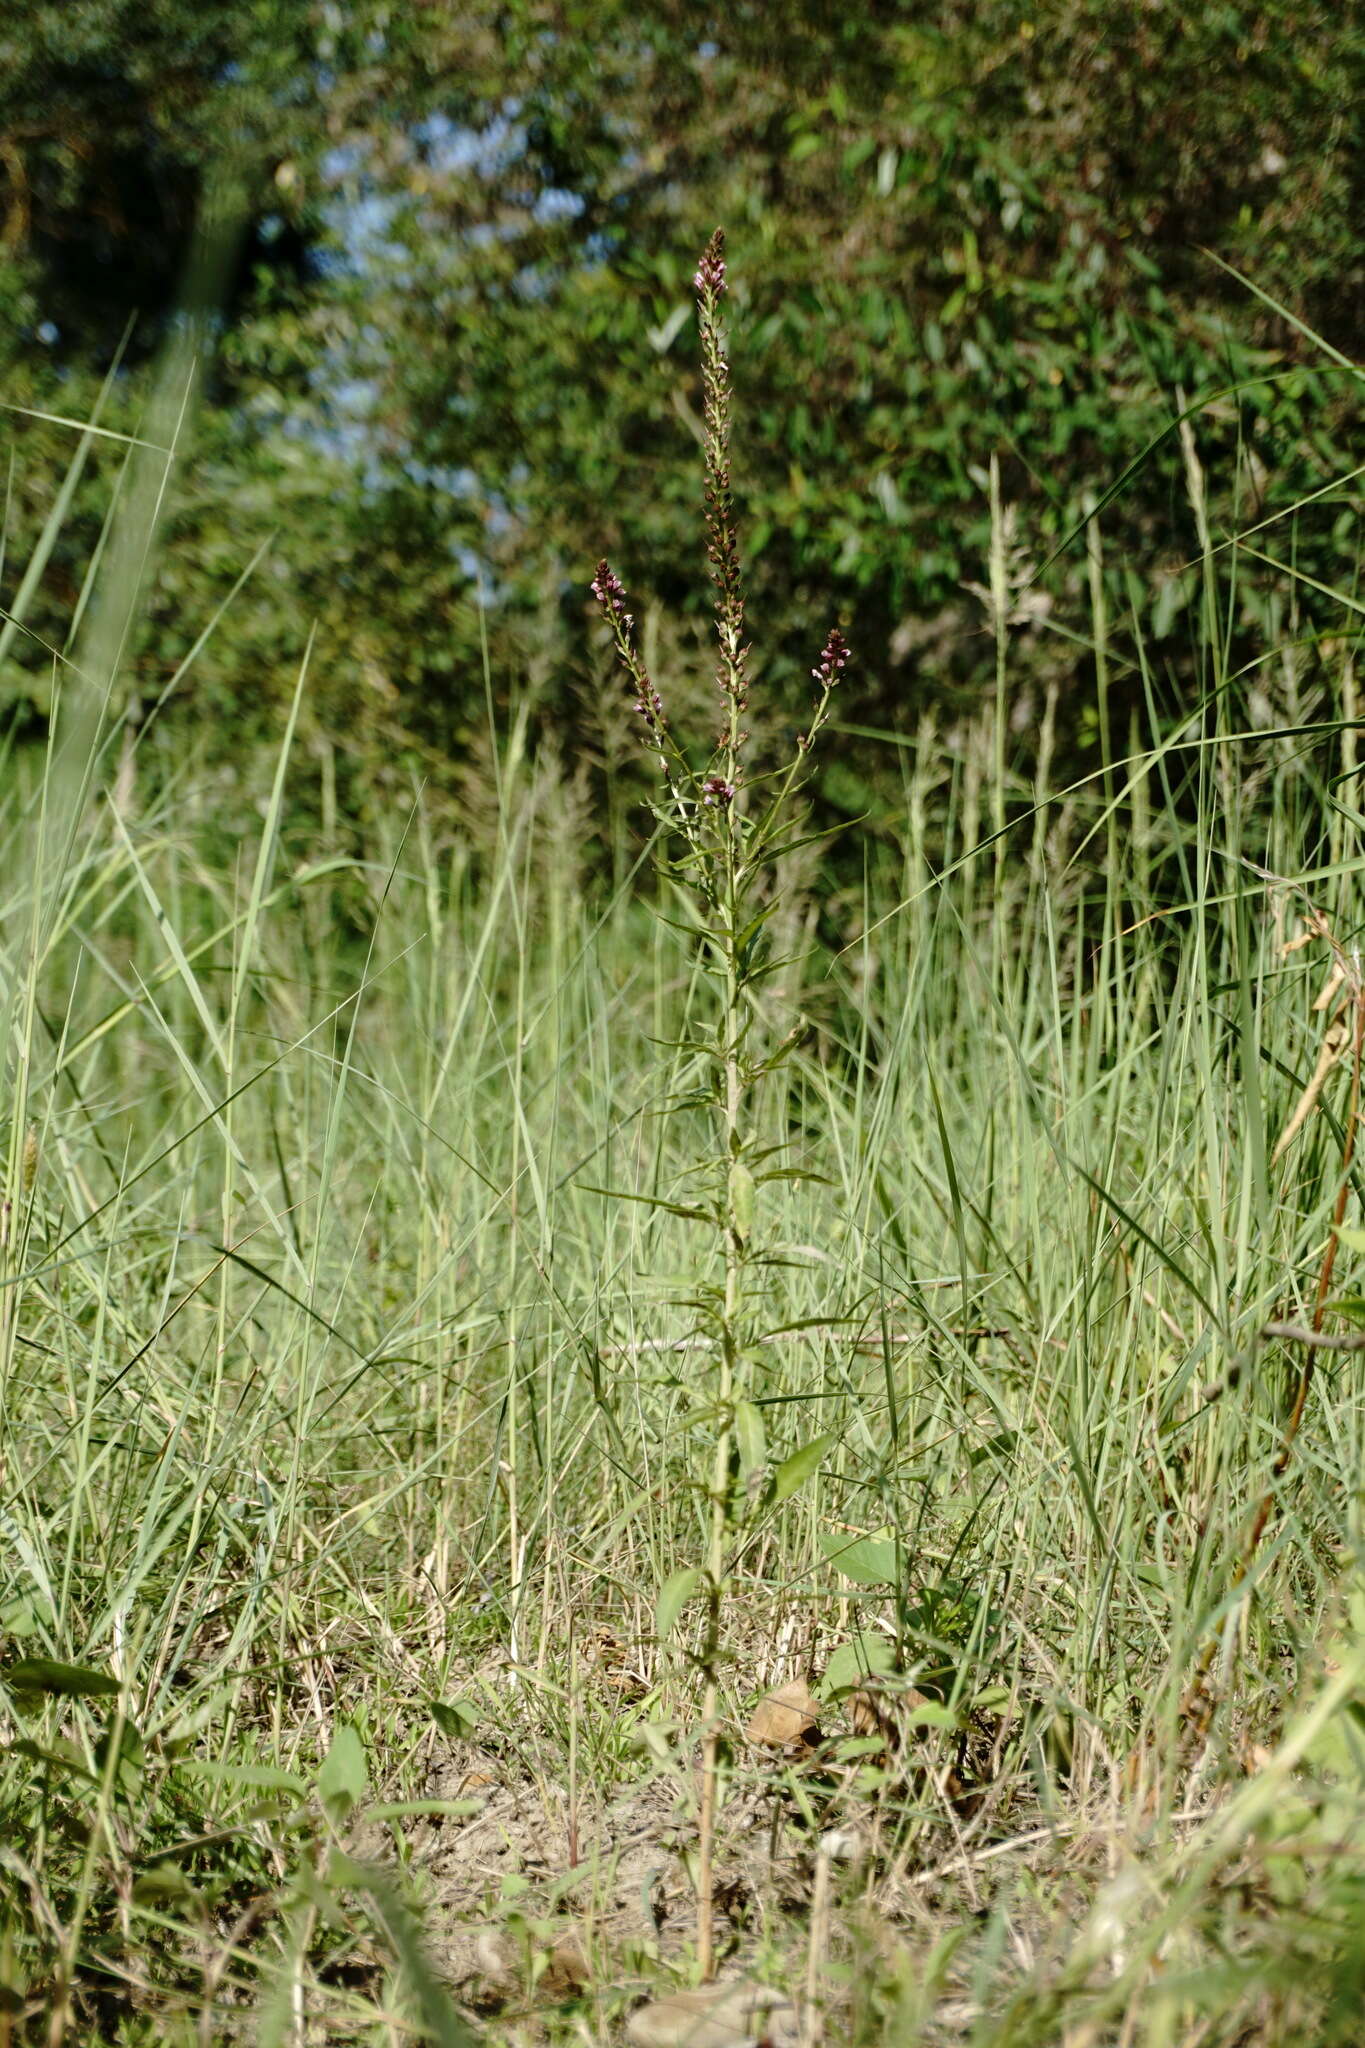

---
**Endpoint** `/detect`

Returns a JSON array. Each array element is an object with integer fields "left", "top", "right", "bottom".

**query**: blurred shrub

[{"left": 0, "top": 1, "right": 1360, "bottom": 803}]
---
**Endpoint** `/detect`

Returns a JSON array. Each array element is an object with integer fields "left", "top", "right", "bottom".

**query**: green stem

[{"left": 697, "top": 732, "right": 745, "bottom": 1983}]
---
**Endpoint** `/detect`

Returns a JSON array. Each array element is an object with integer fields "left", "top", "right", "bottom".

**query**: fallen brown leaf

[
  {"left": 473, "top": 1928, "right": 514, "bottom": 1985},
  {"left": 625, "top": 1979, "right": 800, "bottom": 2047},
  {"left": 473, "top": 1923, "right": 591, "bottom": 1996},
  {"left": 745, "top": 1678, "right": 820, "bottom": 1753},
  {"left": 846, "top": 1682, "right": 929, "bottom": 1754},
  {"left": 539, "top": 1935, "right": 591, "bottom": 1995}
]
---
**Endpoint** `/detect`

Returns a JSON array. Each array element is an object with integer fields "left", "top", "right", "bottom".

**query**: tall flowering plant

[{"left": 591, "top": 229, "right": 849, "bottom": 1980}]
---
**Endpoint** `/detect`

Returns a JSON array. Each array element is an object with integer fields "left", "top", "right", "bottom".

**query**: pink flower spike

[{"left": 694, "top": 228, "right": 727, "bottom": 301}]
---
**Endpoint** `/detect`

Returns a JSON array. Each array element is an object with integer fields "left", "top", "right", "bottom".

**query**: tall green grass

[{"left": 2, "top": 362, "right": 1365, "bottom": 2044}]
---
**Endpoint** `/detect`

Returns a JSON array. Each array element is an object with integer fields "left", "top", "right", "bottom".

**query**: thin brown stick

[
  {"left": 1194, "top": 1318, "right": 1365, "bottom": 1408},
  {"left": 1257, "top": 1322, "right": 1365, "bottom": 1351}
]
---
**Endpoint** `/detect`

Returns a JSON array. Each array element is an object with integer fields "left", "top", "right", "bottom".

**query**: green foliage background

[{"left": 2, "top": 1, "right": 1361, "bottom": 807}]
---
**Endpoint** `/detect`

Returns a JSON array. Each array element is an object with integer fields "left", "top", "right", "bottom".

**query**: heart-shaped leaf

[
  {"left": 818, "top": 1527, "right": 899, "bottom": 1585},
  {"left": 820, "top": 1632, "right": 898, "bottom": 1698}
]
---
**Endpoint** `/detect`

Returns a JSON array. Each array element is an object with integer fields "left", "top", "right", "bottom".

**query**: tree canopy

[{"left": 2, "top": 1, "right": 1361, "bottom": 805}]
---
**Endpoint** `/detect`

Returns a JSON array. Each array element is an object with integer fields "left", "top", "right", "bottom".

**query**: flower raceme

[
  {"left": 694, "top": 229, "right": 748, "bottom": 723},
  {"left": 589, "top": 560, "right": 668, "bottom": 753},
  {"left": 799, "top": 628, "right": 850, "bottom": 750},
  {"left": 590, "top": 231, "right": 849, "bottom": 827},
  {"left": 587, "top": 226, "right": 851, "bottom": 1986}
]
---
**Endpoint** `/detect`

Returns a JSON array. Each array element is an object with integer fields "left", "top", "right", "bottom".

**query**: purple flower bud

[
  {"left": 813, "top": 626, "right": 851, "bottom": 692},
  {"left": 694, "top": 228, "right": 727, "bottom": 300},
  {"left": 702, "top": 775, "right": 736, "bottom": 807},
  {"left": 593, "top": 558, "right": 672, "bottom": 740},
  {"left": 590, "top": 560, "right": 626, "bottom": 610}
]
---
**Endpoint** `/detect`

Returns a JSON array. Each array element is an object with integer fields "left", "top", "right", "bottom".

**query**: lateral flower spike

[
  {"left": 591, "top": 559, "right": 670, "bottom": 762},
  {"left": 797, "top": 627, "right": 851, "bottom": 751}
]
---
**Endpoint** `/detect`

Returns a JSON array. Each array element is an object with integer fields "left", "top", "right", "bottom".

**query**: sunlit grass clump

[{"left": 1, "top": 239, "right": 1364, "bottom": 2046}]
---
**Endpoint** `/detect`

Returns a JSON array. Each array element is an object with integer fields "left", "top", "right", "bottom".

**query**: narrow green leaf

[
  {"left": 174, "top": 1759, "right": 308, "bottom": 1794},
  {"left": 366, "top": 1799, "right": 483, "bottom": 1822},
  {"left": 656, "top": 1567, "right": 703, "bottom": 1640},
  {"left": 729, "top": 1161, "right": 756, "bottom": 1239},
  {"left": 339, "top": 1859, "right": 484, "bottom": 2048},
  {"left": 9, "top": 1736, "right": 97, "bottom": 1782},
  {"left": 577, "top": 1184, "right": 712, "bottom": 1223},
  {"left": 907, "top": 1700, "right": 959, "bottom": 1730},
  {"left": 771, "top": 1434, "right": 831, "bottom": 1506},
  {"left": 6, "top": 1658, "right": 119, "bottom": 1698},
  {"left": 736, "top": 902, "right": 780, "bottom": 950},
  {"left": 428, "top": 1698, "right": 480, "bottom": 1741},
  {"left": 734, "top": 1399, "right": 766, "bottom": 1476},
  {"left": 0, "top": 1597, "right": 42, "bottom": 1639},
  {"left": 318, "top": 1723, "right": 368, "bottom": 1820},
  {"left": 971, "top": 1686, "right": 1013, "bottom": 1714}
]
